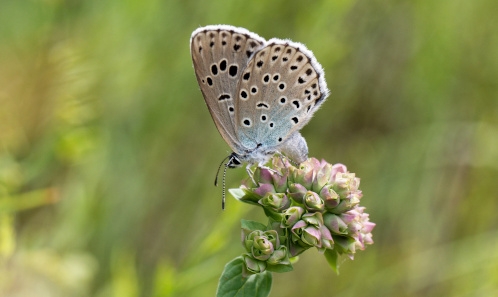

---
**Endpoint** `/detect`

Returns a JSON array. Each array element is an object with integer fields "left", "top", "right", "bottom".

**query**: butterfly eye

[
  {"left": 278, "top": 82, "right": 286, "bottom": 91},
  {"left": 260, "top": 114, "right": 268, "bottom": 122},
  {"left": 279, "top": 96, "right": 287, "bottom": 105}
]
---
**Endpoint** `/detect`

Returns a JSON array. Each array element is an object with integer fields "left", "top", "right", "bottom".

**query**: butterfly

[{"left": 190, "top": 25, "right": 329, "bottom": 207}]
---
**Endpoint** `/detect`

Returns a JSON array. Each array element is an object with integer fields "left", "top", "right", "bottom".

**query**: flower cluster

[{"left": 230, "top": 157, "right": 375, "bottom": 274}]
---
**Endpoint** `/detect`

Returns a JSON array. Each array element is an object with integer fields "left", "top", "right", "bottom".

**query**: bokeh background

[{"left": 1, "top": 0, "right": 497, "bottom": 296}]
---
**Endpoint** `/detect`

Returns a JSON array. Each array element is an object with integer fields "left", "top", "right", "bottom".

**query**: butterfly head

[{"left": 227, "top": 152, "right": 243, "bottom": 168}]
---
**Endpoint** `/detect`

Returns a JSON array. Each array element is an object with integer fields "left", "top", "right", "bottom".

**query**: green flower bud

[
  {"left": 281, "top": 206, "right": 305, "bottom": 228},
  {"left": 244, "top": 230, "right": 279, "bottom": 261},
  {"left": 244, "top": 230, "right": 265, "bottom": 252},
  {"left": 253, "top": 183, "right": 276, "bottom": 197},
  {"left": 290, "top": 212, "right": 325, "bottom": 248},
  {"left": 319, "top": 224, "right": 334, "bottom": 251},
  {"left": 254, "top": 167, "right": 274, "bottom": 184},
  {"left": 258, "top": 192, "right": 290, "bottom": 212},
  {"left": 289, "top": 164, "right": 314, "bottom": 189},
  {"left": 329, "top": 192, "right": 361, "bottom": 214},
  {"left": 333, "top": 236, "right": 357, "bottom": 259},
  {"left": 291, "top": 220, "right": 319, "bottom": 247},
  {"left": 243, "top": 254, "right": 267, "bottom": 274},
  {"left": 312, "top": 162, "right": 333, "bottom": 192},
  {"left": 320, "top": 185, "right": 340, "bottom": 211},
  {"left": 288, "top": 183, "right": 308, "bottom": 203},
  {"left": 252, "top": 236, "right": 274, "bottom": 260},
  {"left": 267, "top": 246, "right": 290, "bottom": 265},
  {"left": 303, "top": 191, "right": 325, "bottom": 212},
  {"left": 271, "top": 170, "right": 289, "bottom": 193},
  {"left": 323, "top": 213, "right": 348, "bottom": 234}
]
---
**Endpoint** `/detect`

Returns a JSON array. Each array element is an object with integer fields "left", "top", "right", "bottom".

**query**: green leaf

[
  {"left": 265, "top": 263, "right": 293, "bottom": 273},
  {"left": 262, "top": 207, "right": 284, "bottom": 222},
  {"left": 333, "top": 235, "right": 356, "bottom": 254},
  {"left": 324, "top": 249, "right": 339, "bottom": 274},
  {"left": 229, "top": 188, "right": 262, "bottom": 205},
  {"left": 217, "top": 257, "right": 273, "bottom": 297},
  {"left": 241, "top": 219, "right": 267, "bottom": 232},
  {"left": 228, "top": 188, "right": 246, "bottom": 200}
]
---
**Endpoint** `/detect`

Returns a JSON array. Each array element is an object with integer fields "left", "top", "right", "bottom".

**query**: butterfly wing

[
  {"left": 190, "top": 25, "right": 266, "bottom": 153},
  {"left": 234, "top": 39, "right": 329, "bottom": 153}
]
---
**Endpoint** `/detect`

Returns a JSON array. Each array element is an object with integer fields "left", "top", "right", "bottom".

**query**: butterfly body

[{"left": 190, "top": 25, "right": 329, "bottom": 168}]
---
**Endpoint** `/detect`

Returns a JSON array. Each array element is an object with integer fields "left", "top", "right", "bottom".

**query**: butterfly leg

[
  {"left": 257, "top": 162, "right": 283, "bottom": 177},
  {"left": 245, "top": 164, "right": 257, "bottom": 185}
]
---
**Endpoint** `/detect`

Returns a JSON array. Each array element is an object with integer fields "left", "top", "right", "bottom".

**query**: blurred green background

[{"left": 1, "top": 0, "right": 497, "bottom": 296}]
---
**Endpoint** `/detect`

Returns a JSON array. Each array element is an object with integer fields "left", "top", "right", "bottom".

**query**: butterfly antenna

[
  {"left": 221, "top": 157, "right": 232, "bottom": 210},
  {"left": 214, "top": 155, "right": 231, "bottom": 186}
]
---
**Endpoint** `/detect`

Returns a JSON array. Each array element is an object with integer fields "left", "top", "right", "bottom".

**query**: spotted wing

[
  {"left": 190, "top": 25, "right": 265, "bottom": 152},
  {"left": 234, "top": 39, "right": 329, "bottom": 150}
]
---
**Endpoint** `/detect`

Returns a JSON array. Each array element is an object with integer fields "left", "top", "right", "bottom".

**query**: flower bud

[
  {"left": 323, "top": 213, "right": 348, "bottom": 234},
  {"left": 258, "top": 192, "right": 290, "bottom": 212},
  {"left": 252, "top": 236, "right": 274, "bottom": 260},
  {"left": 320, "top": 185, "right": 340, "bottom": 211},
  {"left": 281, "top": 206, "right": 305, "bottom": 228},
  {"left": 254, "top": 167, "right": 274, "bottom": 185},
  {"left": 330, "top": 163, "right": 347, "bottom": 181},
  {"left": 244, "top": 230, "right": 265, "bottom": 252},
  {"left": 290, "top": 212, "right": 325, "bottom": 248},
  {"left": 267, "top": 246, "right": 290, "bottom": 265},
  {"left": 253, "top": 183, "right": 276, "bottom": 197},
  {"left": 289, "top": 164, "right": 314, "bottom": 189},
  {"left": 345, "top": 207, "right": 375, "bottom": 250},
  {"left": 271, "top": 170, "right": 289, "bottom": 193},
  {"left": 244, "top": 230, "right": 279, "bottom": 261},
  {"left": 303, "top": 191, "right": 325, "bottom": 212},
  {"left": 333, "top": 172, "right": 359, "bottom": 198},
  {"left": 312, "top": 162, "right": 333, "bottom": 192},
  {"left": 330, "top": 192, "right": 361, "bottom": 214},
  {"left": 333, "top": 236, "right": 356, "bottom": 258},
  {"left": 291, "top": 220, "right": 320, "bottom": 247},
  {"left": 288, "top": 183, "right": 308, "bottom": 203},
  {"left": 243, "top": 254, "right": 267, "bottom": 274},
  {"left": 319, "top": 224, "right": 334, "bottom": 251}
]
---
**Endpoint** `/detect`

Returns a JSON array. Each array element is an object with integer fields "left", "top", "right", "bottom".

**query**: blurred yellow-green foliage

[{"left": 1, "top": 0, "right": 497, "bottom": 296}]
